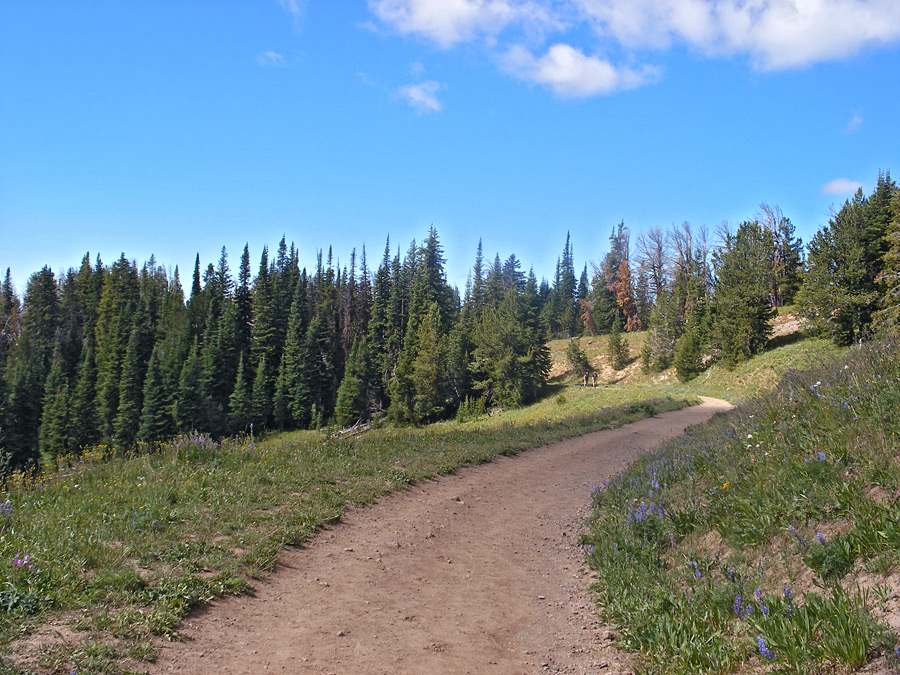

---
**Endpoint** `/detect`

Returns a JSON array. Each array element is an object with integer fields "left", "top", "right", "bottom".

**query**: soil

[{"left": 151, "top": 397, "right": 733, "bottom": 675}]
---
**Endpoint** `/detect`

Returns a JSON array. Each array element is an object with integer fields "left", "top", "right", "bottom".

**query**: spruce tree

[
  {"left": 38, "top": 357, "right": 72, "bottom": 462},
  {"left": 251, "top": 354, "right": 271, "bottom": 428},
  {"left": 334, "top": 337, "right": 371, "bottom": 427},
  {"left": 174, "top": 340, "right": 206, "bottom": 432},
  {"left": 607, "top": 317, "right": 629, "bottom": 371},
  {"left": 712, "top": 221, "right": 776, "bottom": 365},
  {"left": 138, "top": 350, "right": 172, "bottom": 443},
  {"left": 228, "top": 353, "right": 253, "bottom": 433},
  {"left": 411, "top": 303, "right": 449, "bottom": 423},
  {"left": 113, "top": 305, "right": 154, "bottom": 448}
]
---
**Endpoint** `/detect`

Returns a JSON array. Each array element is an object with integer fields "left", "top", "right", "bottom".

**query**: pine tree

[
  {"left": 674, "top": 319, "right": 705, "bottom": 382},
  {"left": 113, "top": 305, "right": 154, "bottom": 448},
  {"left": 70, "top": 338, "right": 99, "bottom": 450},
  {"left": 251, "top": 354, "right": 271, "bottom": 428},
  {"left": 411, "top": 303, "right": 449, "bottom": 423},
  {"left": 138, "top": 350, "right": 172, "bottom": 443},
  {"left": 38, "top": 357, "right": 72, "bottom": 462},
  {"left": 607, "top": 317, "right": 629, "bottom": 371},
  {"left": 228, "top": 353, "right": 253, "bottom": 433},
  {"left": 174, "top": 340, "right": 206, "bottom": 432},
  {"left": 334, "top": 337, "right": 372, "bottom": 427},
  {"left": 875, "top": 182, "right": 900, "bottom": 332},
  {"left": 712, "top": 221, "right": 776, "bottom": 365},
  {"left": 94, "top": 254, "right": 139, "bottom": 442}
]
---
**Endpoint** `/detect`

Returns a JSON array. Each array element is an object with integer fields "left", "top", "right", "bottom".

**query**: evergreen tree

[
  {"left": 228, "top": 353, "right": 253, "bottom": 433},
  {"left": 94, "top": 254, "right": 139, "bottom": 442},
  {"left": 712, "top": 221, "right": 776, "bottom": 365},
  {"left": 799, "top": 188, "right": 879, "bottom": 345},
  {"left": 138, "top": 350, "right": 172, "bottom": 443},
  {"left": 70, "top": 338, "right": 99, "bottom": 450},
  {"left": 875, "top": 181, "right": 900, "bottom": 332},
  {"left": 0, "top": 268, "right": 20, "bottom": 365},
  {"left": 673, "top": 319, "right": 705, "bottom": 382},
  {"left": 113, "top": 304, "right": 154, "bottom": 448},
  {"left": 334, "top": 336, "right": 373, "bottom": 427},
  {"left": 607, "top": 317, "right": 629, "bottom": 371},
  {"left": 565, "top": 339, "right": 592, "bottom": 379},
  {"left": 174, "top": 340, "right": 206, "bottom": 432},
  {"left": 411, "top": 303, "right": 450, "bottom": 423},
  {"left": 38, "top": 356, "right": 72, "bottom": 462},
  {"left": 1, "top": 266, "right": 60, "bottom": 469},
  {"left": 251, "top": 354, "right": 271, "bottom": 428}
]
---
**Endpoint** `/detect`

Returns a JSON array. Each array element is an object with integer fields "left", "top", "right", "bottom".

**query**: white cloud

[
  {"left": 368, "top": 0, "right": 557, "bottom": 48},
  {"left": 845, "top": 114, "right": 864, "bottom": 133},
  {"left": 256, "top": 51, "right": 286, "bottom": 67},
  {"left": 503, "top": 43, "right": 657, "bottom": 96},
  {"left": 278, "top": 0, "right": 307, "bottom": 23},
  {"left": 821, "top": 177, "right": 864, "bottom": 195},
  {"left": 365, "top": 0, "right": 900, "bottom": 98},
  {"left": 398, "top": 80, "right": 444, "bottom": 112},
  {"left": 574, "top": 0, "right": 900, "bottom": 69}
]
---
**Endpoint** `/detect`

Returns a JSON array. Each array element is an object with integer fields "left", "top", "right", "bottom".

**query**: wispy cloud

[
  {"left": 398, "top": 80, "right": 443, "bottom": 112},
  {"left": 368, "top": 0, "right": 552, "bottom": 48},
  {"left": 256, "top": 51, "right": 286, "bottom": 67},
  {"left": 821, "top": 177, "right": 864, "bottom": 196},
  {"left": 845, "top": 114, "right": 863, "bottom": 133},
  {"left": 503, "top": 43, "right": 657, "bottom": 97},
  {"left": 278, "top": 0, "right": 307, "bottom": 24}
]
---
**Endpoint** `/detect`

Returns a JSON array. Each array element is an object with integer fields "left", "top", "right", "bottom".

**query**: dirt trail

[{"left": 152, "top": 396, "right": 732, "bottom": 674}]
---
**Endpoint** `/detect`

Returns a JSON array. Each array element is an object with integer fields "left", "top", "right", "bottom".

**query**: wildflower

[
  {"left": 816, "top": 532, "right": 826, "bottom": 545},
  {"left": 755, "top": 588, "right": 763, "bottom": 603},
  {"left": 784, "top": 585, "right": 792, "bottom": 601},
  {"left": 734, "top": 595, "right": 743, "bottom": 617},
  {"left": 816, "top": 451, "right": 826, "bottom": 461},
  {"left": 758, "top": 635, "right": 775, "bottom": 660}
]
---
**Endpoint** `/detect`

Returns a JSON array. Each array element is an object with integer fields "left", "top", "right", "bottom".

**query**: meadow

[
  {"left": 4, "top": 315, "right": 891, "bottom": 674},
  {"left": 0, "top": 382, "right": 689, "bottom": 674},
  {"left": 583, "top": 337, "right": 900, "bottom": 673}
]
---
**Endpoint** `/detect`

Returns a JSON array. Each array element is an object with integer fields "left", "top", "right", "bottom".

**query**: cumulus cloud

[
  {"left": 821, "top": 177, "right": 864, "bottom": 196},
  {"left": 256, "top": 51, "right": 286, "bottom": 67},
  {"left": 398, "top": 80, "right": 444, "bottom": 112},
  {"left": 365, "top": 0, "right": 900, "bottom": 98},
  {"left": 370, "top": 0, "right": 900, "bottom": 67},
  {"left": 503, "top": 43, "right": 657, "bottom": 96},
  {"left": 573, "top": 0, "right": 900, "bottom": 69}
]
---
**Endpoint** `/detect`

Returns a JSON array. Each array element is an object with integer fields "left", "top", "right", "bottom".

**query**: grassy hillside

[
  {"left": 549, "top": 311, "right": 841, "bottom": 403},
  {"left": 583, "top": 338, "right": 900, "bottom": 673},
  {"left": 0, "top": 387, "right": 690, "bottom": 674}
]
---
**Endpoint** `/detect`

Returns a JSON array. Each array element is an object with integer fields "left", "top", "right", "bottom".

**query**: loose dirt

[{"left": 152, "top": 396, "right": 732, "bottom": 674}]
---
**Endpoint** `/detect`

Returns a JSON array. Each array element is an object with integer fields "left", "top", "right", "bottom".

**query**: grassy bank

[
  {"left": 0, "top": 387, "right": 690, "bottom": 674},
  {"left": 583, "top": 338, "right": 900, "bottom": 673}
]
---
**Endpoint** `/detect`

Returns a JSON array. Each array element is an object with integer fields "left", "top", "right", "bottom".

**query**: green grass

[
  {"left": 0, "top": 387, "right": 691, "bottom": 674},
  {"left": 582, "top": 337, "right": 900, "bottom": 673}
]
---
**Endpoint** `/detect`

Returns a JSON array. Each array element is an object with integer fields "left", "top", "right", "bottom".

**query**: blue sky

[{"left": 2, "top": 0, "right": 899, "bottom": 294}]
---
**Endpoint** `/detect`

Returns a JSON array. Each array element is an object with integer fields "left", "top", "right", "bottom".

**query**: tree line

[{"left": 1, "top": 170, "right": 897, "bottom": 474}]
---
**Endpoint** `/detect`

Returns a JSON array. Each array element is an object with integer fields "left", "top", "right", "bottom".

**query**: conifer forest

[{"left": 0, "top": 171, "right": 897, "bottom": 475}]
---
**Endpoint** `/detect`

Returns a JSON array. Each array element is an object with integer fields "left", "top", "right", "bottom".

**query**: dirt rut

[{"left": 152, "top": 396, "right": 732, "bottom": 674}]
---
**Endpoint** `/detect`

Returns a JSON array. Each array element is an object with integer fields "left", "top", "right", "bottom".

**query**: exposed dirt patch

[{"left": 151, "top": 398, "right": 732, "bottom": 674}]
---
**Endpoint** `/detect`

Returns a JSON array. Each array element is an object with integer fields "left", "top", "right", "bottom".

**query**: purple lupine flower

[
  {"left": 784, "top": 585, "right": 792, "bottom": 601},
  {"left": 734, "top": 595, "right": 743, "bottom": 617},
  {"left": 758, "top": 635, "right": 775, "bottom": 660},
  {"left": 817, "top": 532, "right": 826, "bottom": 545}
]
